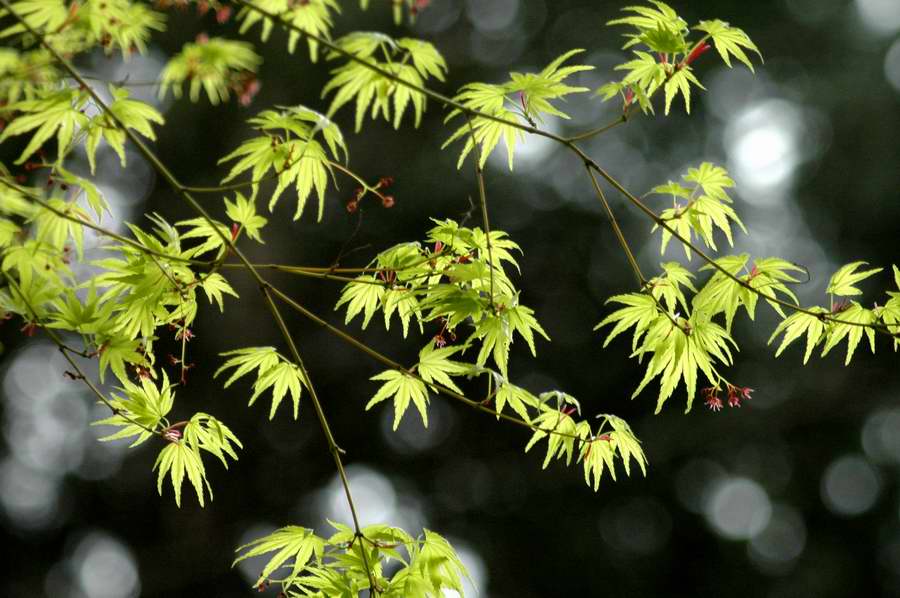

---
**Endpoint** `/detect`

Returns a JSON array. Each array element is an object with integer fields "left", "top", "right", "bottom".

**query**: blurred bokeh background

[{"left": 2, "top": 0, "right": 900, "bottom": 596}]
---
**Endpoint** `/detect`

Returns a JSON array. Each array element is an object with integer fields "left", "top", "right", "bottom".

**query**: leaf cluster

[
  {"left": 159, "top": 37, "right": 261, "bottom": 105},
  {"left": 219, "top": 105, "right": 346, "bottom": 221},
  {"left": 215, "top": 346, "right": 308, "bottom": 419},
  {"left": 444, "top": 49, "right": 592, "bottom": 169},
  {"left": 322, "top": 31, "right": 447, "bottom": 132},
  {"left": 234, "top": 522, "right": 471, "bottom": 597},
  {"left": 597, "top": 1, "right": 761, "bottom": 114}
]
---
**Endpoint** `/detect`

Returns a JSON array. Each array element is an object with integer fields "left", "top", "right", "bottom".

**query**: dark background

[{"left": 2, "top": 0, "right": 900, "bottom": 596}]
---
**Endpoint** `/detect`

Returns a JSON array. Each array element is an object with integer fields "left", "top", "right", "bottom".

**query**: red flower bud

[
  {"left": 230, "top": 222, "right": 240, "bottom": 240},
  {"left": 238, "top": 78, "right": 261, "bottom": 107},
  {"left": 685, "top": 41, "right": 712, "bottom": 66},
  {"left": 215, "top": 6, "right": 231, "bottom": 23},
  {"left": 346, "top": 200, "right": 358, "bottom": 214},
  {"left": 195, "top": 32, "right": 209, "bottom": 45},
  {"left": 381, "top": 195, "right": 395, "bottom": 209},
  {"left": 163, "top": 428, "right": 182, "bottom": 442}
]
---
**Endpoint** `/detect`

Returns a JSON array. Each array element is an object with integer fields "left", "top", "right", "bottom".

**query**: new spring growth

[
  {"left": 684, "top": 41, "right": 712, "bottom": 66},
  {"left": 346, "top": 175, "right": 396, "bottom": 212}
]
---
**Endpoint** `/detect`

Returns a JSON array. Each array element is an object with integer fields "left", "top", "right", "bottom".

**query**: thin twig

[
  {"left": 463, "top": 113, "right": 496, "bottom": 312},
  {"left": 585, "top": 164, "right": 645, "bottom": 287},
  {"left": 259, "top": 285, "right": 381, "bottom": 594}
]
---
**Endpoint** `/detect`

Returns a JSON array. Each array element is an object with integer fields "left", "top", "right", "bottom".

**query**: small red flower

[
  {"left": 195, "top": 32, "right": 209, "bottom": 45},
  {"left": 702, "top": 386, "right": 723, "bottom": 411},
  {"left": 346, "top": 200, "right": 358, "bottom": 214},
  {"left": 726, "top": 384, "right": 750, "bottom": 408},
  {"left": 381, "top": 195, "right": 395, "bottom": 209}
]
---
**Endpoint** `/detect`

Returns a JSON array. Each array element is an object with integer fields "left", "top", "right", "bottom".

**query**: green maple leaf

[{"left": 367, "top": 369, "right": 430, "bottom": 429}]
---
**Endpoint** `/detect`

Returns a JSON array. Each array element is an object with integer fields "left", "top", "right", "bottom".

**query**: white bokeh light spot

[
  {"left": 884, "top": 39, "right": 900, "bottom": 94},
  {"left": 821, "top": 454, "right": 881, "bottom": 516},
  {"left": 466, "top": 0, "right": 519, "bottom": 33},
  {"left": 855, "top": 0, "right": 900, "bottom": 35},
  {"left": 725, "top": 99, "right": 804, "bottom": 204},
  {"left": 705, "top": 477, "right": 772, "bottom": 541},
  {"left": 748, "top": 504, "right": 807, "bottom": 572},
  {"left": 71, "top": 532, "right": 141, "bottom": 598}
]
